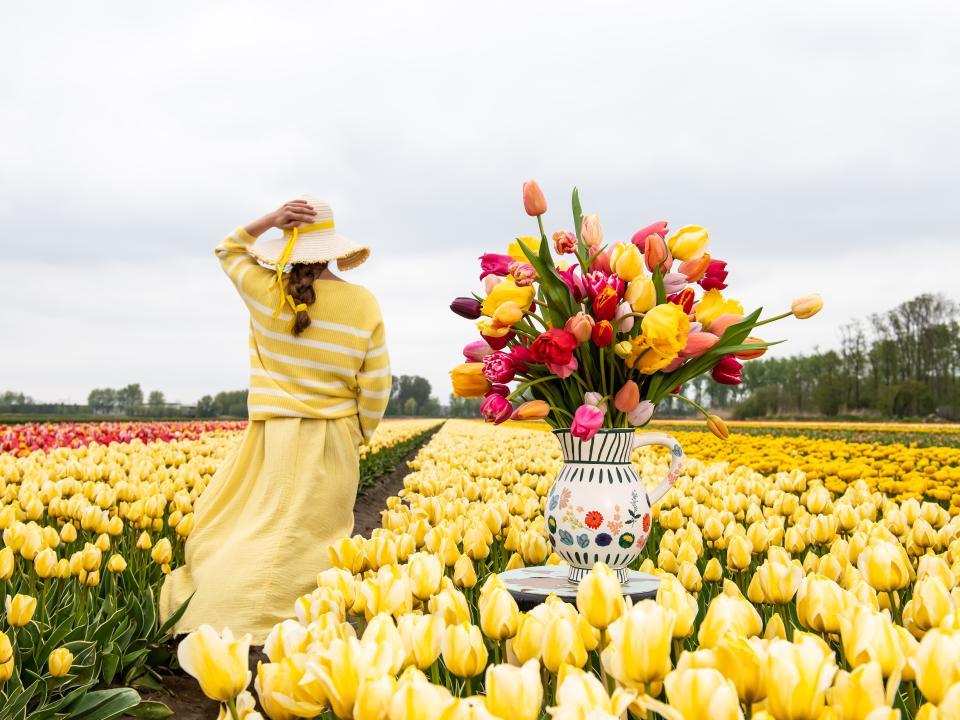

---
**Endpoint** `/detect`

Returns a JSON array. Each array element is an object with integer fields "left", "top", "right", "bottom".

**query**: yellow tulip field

[
  {"left": 3, "top": 417, "right": 960, "bottom": 719},
  {"left": 0, "top": 419, "right": 441, "bottom": 719}
]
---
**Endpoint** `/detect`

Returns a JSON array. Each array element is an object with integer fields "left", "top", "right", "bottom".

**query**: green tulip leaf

[
  {"left": 125, "top": 701, "right": 175, "bottom": 719},
  {"left": 66, "top": 688, "right": 141, "bottom": 720}
]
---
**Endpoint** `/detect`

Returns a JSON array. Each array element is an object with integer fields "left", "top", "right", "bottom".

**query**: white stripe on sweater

[
  {"left": 250, "top": 318, "right": 366, "bottom": 358},
  {"left": 249, "top": 368, "right": 347, "bottom": 390},
  {"left": 247, "top": 399, "right": 357, "bottom": 417}
]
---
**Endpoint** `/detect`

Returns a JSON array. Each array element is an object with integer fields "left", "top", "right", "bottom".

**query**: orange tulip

[
  {"left": 707, "top": 415, "right": 729, "bottom": 440},
  {"left": 681, "top": 332, "right": 719, "bottom": 359},
  {"left": 735, "top": 337, "right": 767, "bottom": 360},
  {"left": 644, "top": 235, "right": 668, "bottom": 273},
  {"left": 614, "top": 381, "right": 640, "bottom": 414},
  {"left": 522, "top": 180, "right": 547, "bottom": 216},
  {"left": 512, "top": 400, "right": 550, "bottom": 421},
  {"left": 678, "top": 253, "right": 711, "bottom": 283}
]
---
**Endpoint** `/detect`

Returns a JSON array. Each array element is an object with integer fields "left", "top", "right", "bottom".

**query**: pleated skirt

[{"left": 160, "top": 416, "right": 362, "bottom": 643}]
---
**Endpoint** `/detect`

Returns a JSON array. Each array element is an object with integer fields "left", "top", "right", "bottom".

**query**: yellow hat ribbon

[{"left": 271, "top": 220, "right": 336, "bottom": 318}]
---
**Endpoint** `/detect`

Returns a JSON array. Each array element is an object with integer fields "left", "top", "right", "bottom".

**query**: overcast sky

[{"left": 2, "top": 1, "right": 959, "bottom": 404}]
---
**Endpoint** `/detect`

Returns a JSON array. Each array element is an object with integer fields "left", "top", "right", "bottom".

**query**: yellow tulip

[
  {"left": 442, "top": 623, "right": 488, "bottom": 678},
  {"left": 697, "top": 588, "right": 762, "bottom": 648},
  {"left": 666, "top": 225, "right": 709, "bottom": 262},
  {"left": 791, "top": 293, "right": 823, "bottom": 319},
  {"left": 714, "top": 634, "right": 768, "bottom": 704},
  {"left": 34, "top": 547, "right": 58, "bottom": 579},
  {"left": 5, "top": 593, "right": 37, "bottom": 627},
  {"left": 389, "top": 676, "right": 456, "bottom": 720},
  {"left": 510, "top": 612, "right": 545, "bottom": 664},
  {"left": 316, "top": 567, "right": 357, "bottom": 609},
  {"left": 764, "top": 613, "right": 787, "bottom": 641},
  {"left": 48, "top": 647, "right": 74, "bottom": 678},
  {"left": 602, "top": 600, "right": 675, "bottom": 686},
  {"left": 858, "top": 540, "right": 912, "bottom": 592},
  {"left": 406, "top": 551, "right": 443, "bottom": 601},
  {"left": 506, "top": 237, "right": 541, "bottom": 263},
  {"left": 263, "top": 619, "right": 308, "bottom": 663},
  {"left": 662, "top": 667, "right": 741, "bottom": 720},
  {"left": 610, "top": 243, "right": 645, "bottom": 282},
  {"left": 838, "top": 605, "right": 904, "bottom": 678},
  {"left": 150, "top": 538, "right": 172, "bottom": 565},
  {"left": 479, "top": 586, "right": 519, "bottom": 641},
  {"left": 354, "top": 674, "right": 397, "bottom": 720},
  {"left": 575, "top": 562, "right": 625, "bottom": 630},
  {"left": 177, "top": 625, "right": 252, "bottom": 702},
  {"left": 255, "top": 658, "right": 323, "bottom": 720},
  {"left": 623, "top": 276, "right": 656, "bottom": 315},
  {"left": 704, "top": 557, "right": 724, "bottom": 582},
  {"left": 657, "top": 573, "right": 698, "bottom": 638},
  {"left": 106, "top": 553, "right": 127, "bottom": 574},
  {"left": 480, "top": 277, "right": 535, "bottom": 318},
  {"left": 484, "top": 659, "right": 542, "bottom": 720},
  {"left": 541, "top": 615, "right": 587, "bottom": 673},
  {"left": 0, "top": 547, "right": 14, "bottom": 580},
  {"left": 450, "top": 363, "right": 492, "bottom": 400},
  {"left": 755, "top": 558, "right": 803, "bottom": 605},
  {"left": 765, "top": 633, "right": 838, "bottom": 720},
  {"left": 904, "top": 576, "right": 953, "bottom": 636},
  {"left": 398, "top": 613, "right": 445, "bottom": 670},
  {"left": 453, "top": 555, "right": 477, "bottom": 589},
  {"left": 136, "top": 531, "right": 152, "bottom": 550},
  {"left": 796, "top": 575, "right": 853, "bottom": 634},
  {"left": 828, "top": 662, "right": 896, "bottom": 720},
  {"left": 910, "top": 628, "right": 960, "bottom": 705},
  {"left": 694, "top": 289, "right": 744, "bottom": 331},
  {"left": 0, "top": 632, "right": 13, "bottom": 683},
  {"left": 553, "top": 664, "right": 635, "bottom": 719},
  {"left": 726, "top": 535, "right": 753, "bottom": 571}
]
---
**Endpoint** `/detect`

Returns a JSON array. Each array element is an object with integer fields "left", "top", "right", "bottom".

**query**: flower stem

[
  {"left": 226, "top": 699, "right": 240, "bottom": 720},
  {"left": 752, "top": 310, "right": 792, "bottom": 328},
  {"left": 671, "top": 393, "right": 711, "bottom": 419}
]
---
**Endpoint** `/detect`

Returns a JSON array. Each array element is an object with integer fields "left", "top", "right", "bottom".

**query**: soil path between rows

[{"left": 124, "top": 439, "right": 427, "bottom": 719}]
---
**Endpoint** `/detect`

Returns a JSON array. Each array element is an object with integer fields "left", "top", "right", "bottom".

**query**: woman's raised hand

[
  {"left": 270, "top": 200, "right": 317, "bottom": 230},
  {"left": 244, "top": 200, "right": 317, "bottom": 239}
]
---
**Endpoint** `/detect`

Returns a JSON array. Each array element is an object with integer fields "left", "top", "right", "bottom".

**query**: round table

[{"left": 498, "top": 566, "right": 660, "bottom": 611}]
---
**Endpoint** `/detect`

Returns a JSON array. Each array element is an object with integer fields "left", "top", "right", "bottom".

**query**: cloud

[{"left": 1, "top": 1, "right": 958, "bottom": 402}]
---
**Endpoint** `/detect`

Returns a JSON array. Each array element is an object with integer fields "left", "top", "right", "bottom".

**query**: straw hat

[{"left": 248, "top": 195, "right": 370, "bottom": 271}]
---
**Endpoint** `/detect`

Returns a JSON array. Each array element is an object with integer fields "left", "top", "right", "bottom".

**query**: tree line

[{"left": 690, "top": 294, "right": 960, "bottom": 420}]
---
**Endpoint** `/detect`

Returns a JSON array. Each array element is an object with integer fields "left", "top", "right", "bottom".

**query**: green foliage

[{"left": 358, "top": 423, "right": 442, "bottom": 490}]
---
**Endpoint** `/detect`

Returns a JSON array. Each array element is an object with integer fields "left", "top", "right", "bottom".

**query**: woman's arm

[{"left": 215, "top": 200, "right": 318, "bottom": 293}]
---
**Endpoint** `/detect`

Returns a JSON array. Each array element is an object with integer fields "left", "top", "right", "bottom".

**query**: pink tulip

[
  {"left": 614, "top": 302, "right": 634, "bottom": 332},
  {"left": 662, "top": 272, "right": 688, "bottom": 295},
  {"left": 479, "top": 253, "right": 514, "bottom": 280},
  {"left": 480, "top": 392, "right": 513, "bottom": 424},
  {"left": 483, "top": 275, "right": 501, "bottom": 294},
  {"left": 482, "top": 352, "right": 517, "bottom": 383},
  {"left": 709, "top": 314, "right": 744, "bottom": 336},
  {"left": 662, "top": 357, "right": 684, "bottom": 373},
  {"left": 630, "top": 222, "right": 669, "bottom": 251},
  {"left": 557, "top": 265, "right": 587, "bottom": 302},
  {"left": 589, "top": 246, "right": 613, "bottom": 274},
  {"left": 463, "top": 340, "right": 494, "bottom": 362},
  {"left": 571, "top": 404, "right": 604, "bottom": 441},
  {"left": 564, "top": 312, "right": 595, "bottom": 343},
  {"left": 627, "top": 400, "right": 655, "bottom": 426},
  {"left": 546, "top": 356, "right": 579, "bottom": 378},
  {"left": 681, "top": 332, "right": 720, "bottom": 359}
]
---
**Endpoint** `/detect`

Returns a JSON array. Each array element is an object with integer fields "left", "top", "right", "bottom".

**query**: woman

[{"left": 160, "top": 197, "right": 391, "bottom": 642}]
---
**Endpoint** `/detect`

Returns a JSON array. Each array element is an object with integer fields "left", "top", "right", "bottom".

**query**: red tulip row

[{"left": 0, "top": 421, "right": 247, "bottom": 455}]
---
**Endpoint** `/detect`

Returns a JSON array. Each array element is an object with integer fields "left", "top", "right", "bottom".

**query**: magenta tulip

[
  {"left": 571, "top": 404, "right": 604, "bottom": 442},
  {"left": 463, "top": 340, "right": 494, "bottom": 362},
  {"left": 482, "top": 352, "right": 517, "bottom": 384},
  {"left": 480, "top": 392, "right": 513, "bottom": 424},
  {"left": 711, "top": 354, "right": 743, "bottom": 385},
  {"left": 699, "top": 259, "right": 728, "bottom": 290},
  {"left": 479, "top": 253, "right": 514, "bottom": 280}
]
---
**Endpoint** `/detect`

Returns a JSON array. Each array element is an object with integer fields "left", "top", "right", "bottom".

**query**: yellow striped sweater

[{"left": 216, "top": 228, "right": 391, "bottom": 441}]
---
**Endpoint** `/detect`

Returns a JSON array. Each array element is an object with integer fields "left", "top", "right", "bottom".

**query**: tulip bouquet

[{"left": 450, "top": 181, "right": 822, "bottom": 440}]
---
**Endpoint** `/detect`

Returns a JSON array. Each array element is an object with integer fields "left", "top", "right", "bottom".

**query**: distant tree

[
  {"left": 88, "top": 388, "right": 118, "bottom": 414},
  {"left": 403, "top": 397, "right": 418, "bottom": 416},
  {"left": 148, "top": 390, "right": 166, "bottom": 407},
  {"left": 448, "top": 394, "right": 482, "bottom": 418},
  {"left": 116, "top": 384, "right": 144, "bottom": 413},
  {"left": 196, "top": 395, "right": 215, "bottom": 418},
  {"left": 0, "top": 391, "right": 33, "bottom": 410}
]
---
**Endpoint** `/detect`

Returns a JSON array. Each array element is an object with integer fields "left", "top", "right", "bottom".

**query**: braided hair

[{"left": 285, "top": 262, "right": 328, "bottom": 335}]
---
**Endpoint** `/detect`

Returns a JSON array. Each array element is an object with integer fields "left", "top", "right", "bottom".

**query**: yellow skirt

[{"left": 160, "top": 416, "right": 362, "bottom": 643}]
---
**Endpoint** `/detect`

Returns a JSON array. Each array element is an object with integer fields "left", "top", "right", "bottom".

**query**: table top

[{"left": 498, "top": 566, "right": 660, "bottom": 610}]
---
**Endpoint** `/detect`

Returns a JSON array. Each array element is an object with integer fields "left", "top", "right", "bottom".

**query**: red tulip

[
  {"left": 699, "top": 259, "right": 728, "bottom": 290},
  {"left": 711, "top": 354, "right": 743, "bottom": 385},
  {"left": 591, "top": 320, "right": 614, "bottom": 347},
  {"left": 592, "top": 286, "right": 620, "bottom": 321}
]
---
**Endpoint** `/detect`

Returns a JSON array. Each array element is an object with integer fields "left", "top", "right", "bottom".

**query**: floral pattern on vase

[{"left": 545, "top": 428, "right": 685, "bottom": 584}]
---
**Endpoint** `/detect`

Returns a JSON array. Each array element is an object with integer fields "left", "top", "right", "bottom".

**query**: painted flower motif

[
  {"left": 559, "top": 530, "right": 574, "bottom": 546},
  {"left": 618, "top": 533, "right": 635, "bottom": 548},
  {"left": 635, "top": 534, "right": 649, "bottom": 550},
  {"left": 606, "top": 520, "right": 624, "bottom": 535},
  {"left": 547, "top": 516, "right": 557, "bottom": 533},
  {"left": 584, "top": 511, "right": 604, "bottom": 529},
  {"left": 595, "top": 533, "right": 613, "bottom": 547},
  {"left": 559, "top": 488, "right": 572, "bottom": 509},
  {"left": 549, "top": 493, "right": 559, "bottom": 510},
  {"left": 577, "top": 534, "right": 590, "bottom": 548},
  {"left": 642, "top": 513, "right": 651, "bottom": 533}
]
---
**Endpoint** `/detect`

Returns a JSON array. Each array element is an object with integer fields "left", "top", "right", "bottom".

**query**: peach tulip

[
  {"left": 522, "top": 180, "right": 546, "bottom": 216},
  {"left": 614, "top": 381, "right": 640, "bottom": 413}
]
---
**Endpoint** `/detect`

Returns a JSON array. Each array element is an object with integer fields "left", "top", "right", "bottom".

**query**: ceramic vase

[{"left": 544, "top": 428, "right": 685, "bottom": 584}]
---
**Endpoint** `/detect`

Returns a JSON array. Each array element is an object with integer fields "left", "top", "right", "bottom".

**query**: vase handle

[{"left": 632, "top": 432, "right": 685, "bottom": 506}]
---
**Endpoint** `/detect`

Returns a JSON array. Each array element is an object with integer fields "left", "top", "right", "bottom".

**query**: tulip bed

[
  {"left": 176, "top": 419, "right": 960, "bottom": 720},
  {"left": 0, "top": 419, "right": 443, "bottom": 719}
]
